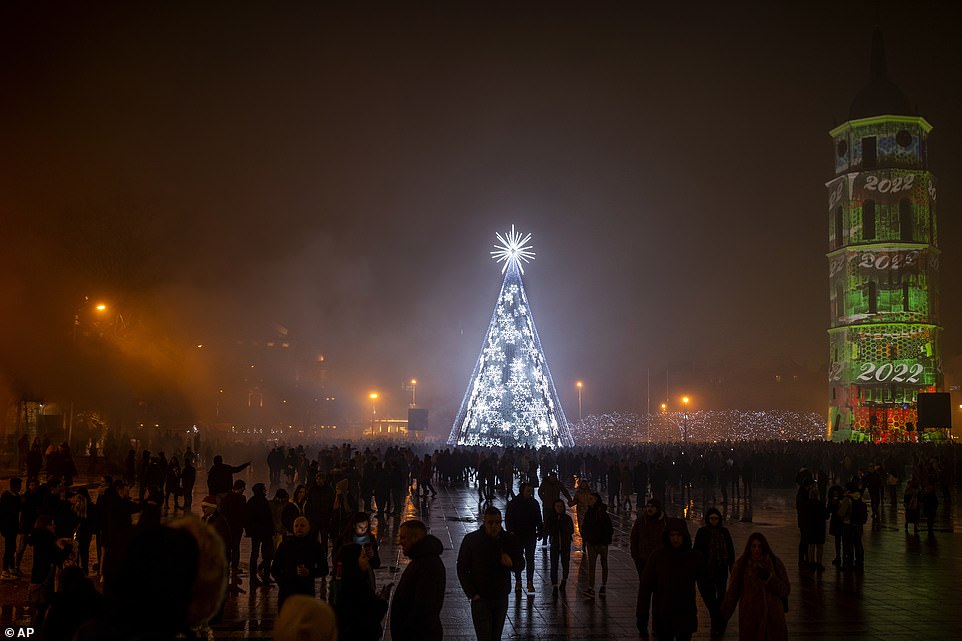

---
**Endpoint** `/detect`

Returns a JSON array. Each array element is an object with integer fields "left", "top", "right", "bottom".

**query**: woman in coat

[
  {"left": 333, "top": 543, "right": 391, "bottom": 641},
  {"left": 720, "top": 532, "right": 790, "bottom": 641},
  {"left": 903, "top": 479, "right": 921, "bottom": 533},
  {"left": 801, "top": 483, "right": 828, "bottom": 571},
  {"left": 826, "top": 484, "right": 845, "bottom": 564}
]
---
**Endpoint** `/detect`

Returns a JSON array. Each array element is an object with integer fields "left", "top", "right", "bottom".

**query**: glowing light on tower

[{"left": 448, "top": 226, "right": 574, "bottom": 448}]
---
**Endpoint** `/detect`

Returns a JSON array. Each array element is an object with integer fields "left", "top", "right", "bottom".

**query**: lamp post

[
  {"left": 681, "top": 395, "right": 690, "bottom": 443},
  {"left": 410, "top": 379, "right": 417, "bottom": 407},
  {"left": 576, "top": 381, "right": 583, "bottom": 422},
  {"left": 68, "top": 299, "right": 109, "bottom": 448},
  {"left": 369, "top": 392, "right": 378, "bottom": 433}
]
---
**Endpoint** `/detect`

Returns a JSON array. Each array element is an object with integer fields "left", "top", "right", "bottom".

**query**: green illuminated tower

[{"left": 826, "top": 28, "right": 942, "bottom": 441}]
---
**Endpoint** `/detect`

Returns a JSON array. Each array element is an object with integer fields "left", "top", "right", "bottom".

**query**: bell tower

[{"left": 826, "top": 28, "right": 942, "bottom": 441}]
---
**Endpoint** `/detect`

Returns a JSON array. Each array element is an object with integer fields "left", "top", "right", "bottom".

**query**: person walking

[
  {"left": 333, "top": 543, "right": 391, "bottom": 641},
  {"left": 581, "top": 492, "right": 613, "bottom": 599},
  {"left": 271, "top": 516, "right": 326, "bottom": 610},
  {"left": 692, "top": 508, "right": 735, "bottom": 635},
  {"left": 630, "top": 498, "right": 667, "bottom": 634},
  {"left": 456, "top": 506, "right": 523, "bottom": 641},
  {"left": 545, "top": 499, "right": 574, "bottom": 593},
  {"left": 639, "top": 518, "right": 700, "bottom": 641},
  {"left": 221, "top": 480, "right": 248, "bottom": 578},
  {"left": 0, "top": 478, "right": 23, "bottom": 581},
  {"left": 537, "top": 470, "right": 572, "bottom": 545},
  {"left": 826, "top": 484, "right": 844, "bottom": 565},
  {"left": 568, "top": 479, "right": 592, "bottom": 551},
  {"left": 245, "top": 483, "right": 275, "bottom": 588},
  {"left": 903, "top": 478, "right": 921, "bottom": 534},
  {"left": 505, "top": 482, "right": 542, "bottom": 593},
  {"left": 181, "top": 457, "right": 197, "bottom": 513},
  {"left": 837, "top": 481, "right": 866, "bottom": 572},
  {"left": 390, "top": 520, "right": 445, "bottom": 641},
  {"left": 801, "top": 482, "right": 828, "bottom": 571},
  {"left": 720, "top": 532, "right": 790, "bottom": 641}
]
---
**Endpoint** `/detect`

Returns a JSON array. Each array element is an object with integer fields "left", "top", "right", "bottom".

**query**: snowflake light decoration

[{"left": 491, "top": 224, "right": 535, "bottom": 275}]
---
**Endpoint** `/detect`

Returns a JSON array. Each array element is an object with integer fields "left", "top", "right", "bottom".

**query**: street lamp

[
  {"left": 410, "top": 379, "right": 417, "bottom": 407},
  {"left": 576, "top": 381, "right": 583, "bottom": 422},
  {"left": 369, "top": 392, "right": 378, "bottom": 431},
  {"left": 681, "top": 396, "right": 691, "bottom": 443},
  {"left": 68, "top": 299, "right": 111, "bottom": 448}
]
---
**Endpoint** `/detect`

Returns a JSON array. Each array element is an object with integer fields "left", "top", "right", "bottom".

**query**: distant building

[{"left": 826, "top": 29, "right": 942, "bottom": 441}]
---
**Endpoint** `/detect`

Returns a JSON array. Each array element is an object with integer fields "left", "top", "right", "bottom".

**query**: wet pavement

[{"left": 1, "top": 474, "right": 960, "bottom": 640}]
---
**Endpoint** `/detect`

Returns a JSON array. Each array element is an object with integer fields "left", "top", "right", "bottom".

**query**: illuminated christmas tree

[{"left": 448, "top": 226, "right": 574, "bottom": 448}]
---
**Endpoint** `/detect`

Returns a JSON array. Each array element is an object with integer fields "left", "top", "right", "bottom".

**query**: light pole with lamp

[
  {"left": 681, "top": 395, "right": 690, "bottom": 443},
  {"left": 369, "top": 392, "right": 378, "bottom": 434},
  {"left": 576, "top": 381, "right": 583, "bottom": 422},
  {"left": 68, "top": 299, "right": 110, "bottom": 448},
  {"left": 410, "top": 379, "right": 417, "bottom": 407}
]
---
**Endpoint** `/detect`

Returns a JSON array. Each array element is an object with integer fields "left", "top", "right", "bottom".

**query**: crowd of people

[{"left": 0, "top": 437, "right": 956, "bottom": 640}]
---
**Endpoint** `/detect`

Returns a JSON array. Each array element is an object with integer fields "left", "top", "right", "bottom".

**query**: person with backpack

[{"left": 837, "top": 481, "right": 866, "bottom": 572}]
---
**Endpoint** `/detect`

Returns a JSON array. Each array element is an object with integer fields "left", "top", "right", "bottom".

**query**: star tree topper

[{"left": 491, "top": 224, "right": 535, "bottom": 274}]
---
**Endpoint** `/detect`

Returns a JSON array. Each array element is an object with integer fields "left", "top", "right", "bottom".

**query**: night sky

[{"left": 2, "top": 2, "right": 961, "bottom": 429}]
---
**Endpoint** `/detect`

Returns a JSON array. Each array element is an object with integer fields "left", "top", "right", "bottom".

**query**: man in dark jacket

[
  {"left": 180, "top": 458, "right": 196, "bottom": 513},
  {"left": 505, "top": 482, "right": 542, "bottom": 593},
  {"left": 221, "top": 480, "right": 247, "bottom": 576},
  {"left": 457, "top": 506, "right": 523, "bottom": 641},
  {"left": 693, "top": 507, "right": 735, "bottom": 635},
  {"left": 631, "top": 498, "right": 668, "bottom": 634},
  {"left": 271, "top": 516, "right": 326, "bottom": 611},
  {"left": 245, "top": 483, "right": 275, "bottom": 588},
  {"left": 206, "top": 455, "right": 251, "bottom": 503},
  {"left": 0, "top": 478, "right": 22, "bottom": 580},
  {"left": 305, "top": 472, "right": 335, "bottom": 573},
  {"left": 390, "top": 519, "right": 445, "bottom": 641}
]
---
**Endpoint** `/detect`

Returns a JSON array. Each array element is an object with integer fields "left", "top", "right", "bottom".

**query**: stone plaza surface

[{"left": 1, "top": 474, "right": 960, "bottom": 641}]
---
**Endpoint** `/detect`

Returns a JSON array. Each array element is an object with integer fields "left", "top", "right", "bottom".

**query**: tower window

[
  {"left": 837, "top": 139, "right": 848, "bottom": 158},
  {"left": 903, "top": 282, "right": 910, "bottom": 312},
  {"left": 899, "top": 199, "right": 912, "bottom": 242},
  {"left": 867, "top": 281, "right": 877, "bottom": 314},
  {"left": 835, "top": 207, "right": 844, "bottom": 248},
  {"left": 896, "top": 130, "right": 912, "bottom": 147},
  {"left": 863, "top": 200, "right": 876, "bottom": 240},
  {"left": 862, "top": 137, "right": 877, "bottom": 168}
]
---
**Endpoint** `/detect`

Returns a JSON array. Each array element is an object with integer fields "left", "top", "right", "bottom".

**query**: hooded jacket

[
  {"left": 630, "top": 499, "right": 667, "bottom": 562},
  {"left": 639, "top": 517, "right": 701, "bottom": 637},
  {"left": 390, "top": 534, "right": 446, "bottom": 641},
  {"left": 693, "top": 507, "right": 735, "bottom": 571},
  {"left": 720, "top": 537, "right": 790, "bottom": 641}
]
